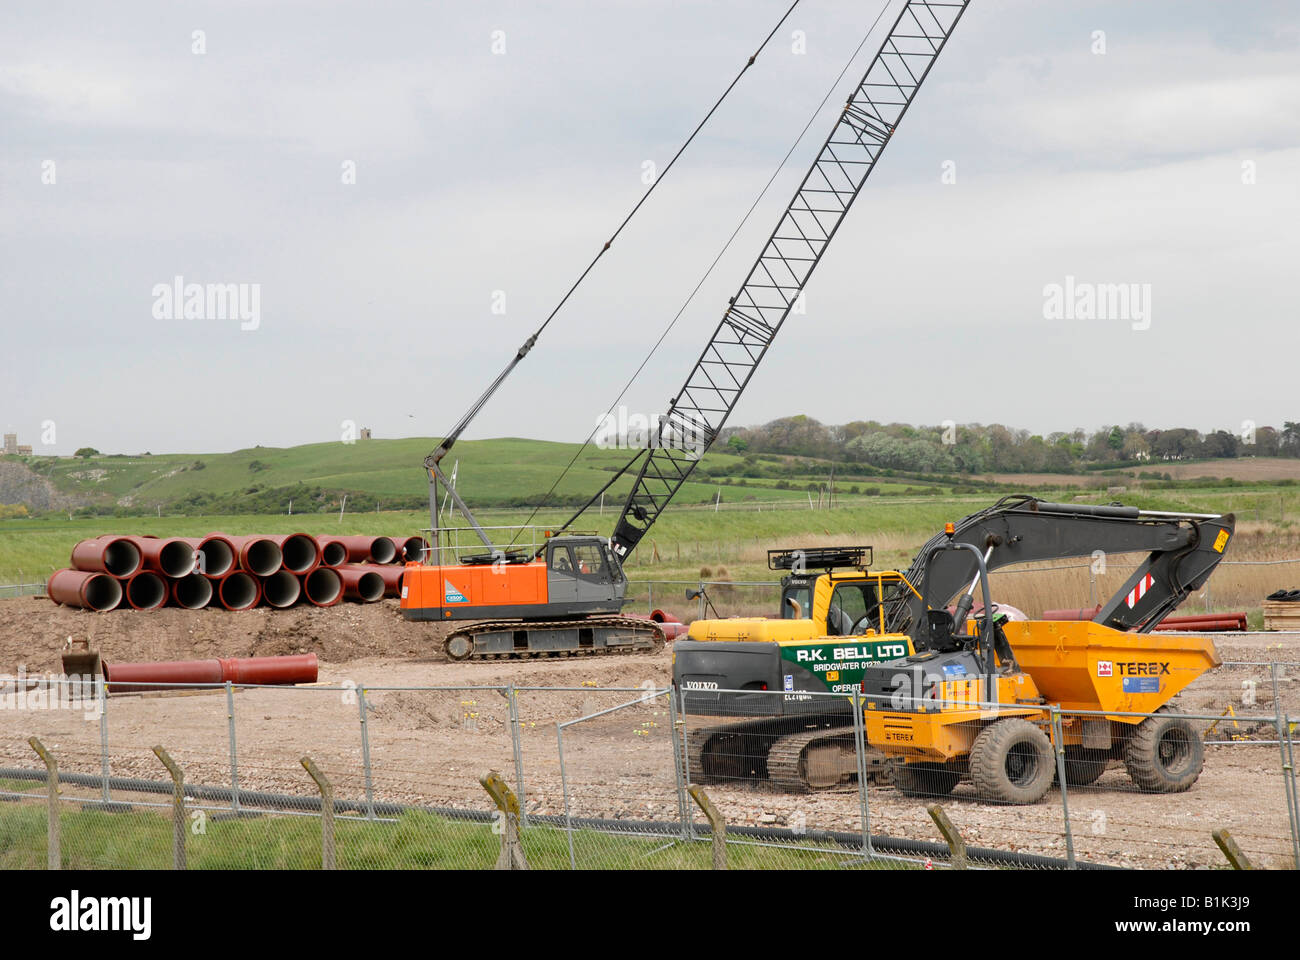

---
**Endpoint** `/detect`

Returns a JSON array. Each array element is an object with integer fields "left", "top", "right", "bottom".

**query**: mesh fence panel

[
  {"left": 0, "top": 677, "right": 1294, "bottom": 870},
  {"left": 553, "top": 688, "right": 685, "bottom": 868},
  {"left": 1057, "top": 706, "right": 1298, "bottom": 870}
]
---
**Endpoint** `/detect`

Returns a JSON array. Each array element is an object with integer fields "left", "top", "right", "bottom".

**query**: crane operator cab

[{"left": 542, "top": 535, "right": 626, "bottom": 609}]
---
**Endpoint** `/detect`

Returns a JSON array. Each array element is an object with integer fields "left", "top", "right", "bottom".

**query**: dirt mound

[{"left": 0, "top": 596, "right": 444, "bottom": 674}]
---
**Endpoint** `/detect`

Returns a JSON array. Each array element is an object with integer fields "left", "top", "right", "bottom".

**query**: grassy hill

[
  {"left": 13, "top": 437, "right": 962, "bottom": 518},
  {"left": 8, "top": 439, "right": 1300, "bottom": 522}
]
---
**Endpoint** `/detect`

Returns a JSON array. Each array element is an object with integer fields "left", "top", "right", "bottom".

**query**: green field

[
  {"left": 5, "top": 438, "right": 1300, "bottom": 602},
  {"left": 4, "top": 484, "right": 1297, "bottom": 588}
]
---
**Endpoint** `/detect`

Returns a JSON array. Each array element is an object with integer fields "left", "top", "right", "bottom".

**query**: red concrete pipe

[
  {"left": 220, "top": 653, "right": 318, "bottom": 684},
  {"left": 299, "top": 567, "right": 342, "bottom": 607},
  {"left": 340, "top": 562, "right": 404, "bottom": 597},
  {"left": 122, "top": 571, "right": 167, "bottom": 611},
  {"left": 269, "top": 533, "right": 320, "bottom": 574},
  {"left": 47, "top": 569, "right": 123, "bottom": 612},
  {"left": 211, "top": 571, "right": 261, "bottom": 611},
  {"left": 1153, "top": 614, "right": 1248, "bottom": 632},
  {"left": 71, "top": 537, "right": 142, "bottom": 577},
  {"left": 318, "top": 539, "right": 347, "bottom": 567},
  {"left": 261, "top": 570, "right": 302, "bottom": 608},
  {"left": 319, "top": 535, "right": 396, "bottom": 564},
  {"left": 124, "top": 536, "right": 198, "bottom": 578},
  {"left": 1042, "top": 606, "right": 1103, "bottom": 621},
  {"left": 337, "top": 565, "right": 385, "bottom": 602},
  {"left": 630, "top": 611, "right": 688, "bottom": 639},
  {"left": 392, "top": 536, "right": 429, "bottom": 563},
  {"left": 180, "top": 535, "right": 236, "bottom": 577},
  {"left": 104, "top": 658, "right": 223, "bottom": 691},
  {"left": 103, "top": 653, "right": 318, "bottom": 692},
  {"left": 220, "top": 535, "right": 283, "bottom": 576},
  {"left": 170, "top": 573, "right": 214, "bottom": 610}
]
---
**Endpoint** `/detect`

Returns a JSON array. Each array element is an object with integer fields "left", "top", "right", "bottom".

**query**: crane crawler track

[{"left": 443, "top": 616, "right": 664, "bottom": 662}]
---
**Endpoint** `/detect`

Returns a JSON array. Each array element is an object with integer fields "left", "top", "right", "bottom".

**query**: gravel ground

[{"left": 1, "top": 597, "right": 1296, "bottom": 869}]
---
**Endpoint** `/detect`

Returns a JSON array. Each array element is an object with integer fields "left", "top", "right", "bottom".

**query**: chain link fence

[{"left": 0, "top": 670, "right": 1295, "bottom": 870}]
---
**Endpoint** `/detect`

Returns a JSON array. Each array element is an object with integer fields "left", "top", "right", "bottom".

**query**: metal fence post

[
  {"left": 506, "top": 684, "right": 528, "bottom": 827},
  {"left": 358, "top": 685, "right": 376, "bottom": 821},
  {"left": 647, "top": 581, "right": 653, "bottom": 615},
  {"left": 152, "top": 745, "right": 186, "bottom": 870},
  {"left": 1049, "top": 707, "right": 1077, "bottom": 869},
  {"left": 28, "top": 737, "right": 59, "bottom": 870},
  {"left": 668, "top": 687, "right": 690, "bottom": 841},
  {"left": 1286, "top": 715, "right": 1299, "bottom": 863},
  {"left": 852, "top": 690, "right": 873, "bottom": 858},
  {"left": 677, "top": 685, "right": 695, "bottom": 839},
  {"left": 1271, "top": 664, "right": 1300, "bottom": 866},
  {"left": 300, "top": 757, "right": 335, "bottom": 870},
  {"left": 556, "top": 721, "right": 576, "bottom": 870},
  {"left": 225, "top": 681, "right": 240, "bottom": 815},
  {"left": 97, "top": 675, "right": 110, "bottom": 806}
]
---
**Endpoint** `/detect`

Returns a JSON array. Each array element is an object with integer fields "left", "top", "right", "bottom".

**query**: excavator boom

[{"left": 884, "top": 495, "right": 1235, "bottom": 641}]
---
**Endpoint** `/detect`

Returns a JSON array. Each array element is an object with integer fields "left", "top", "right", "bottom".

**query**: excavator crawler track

[
  {"left": 443, "top": 616, "right": 664, "bottom": 662},
  {"left": 686, "top": 717, "right": 897, "bottom": 793}
]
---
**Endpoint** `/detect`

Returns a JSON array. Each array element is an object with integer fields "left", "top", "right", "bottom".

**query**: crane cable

[
  {"left": 510, "top": 0, "right": 896, "bottom": 546},
  {"left": 428, "top": 0, "right": 804, "bottom": 465}
]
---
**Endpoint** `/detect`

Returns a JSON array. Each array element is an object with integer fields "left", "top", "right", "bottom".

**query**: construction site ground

[{"left": 1, "top": 596, "right": 1296, "bottom": 869}]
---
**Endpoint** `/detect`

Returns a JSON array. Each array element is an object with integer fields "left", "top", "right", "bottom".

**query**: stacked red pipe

[{"left": 47, "top": 532, "right": 426, "bottom": 613}]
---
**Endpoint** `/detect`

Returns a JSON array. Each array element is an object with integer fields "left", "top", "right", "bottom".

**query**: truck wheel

[
  {"left": 896, "top": 762, "right": 960, "bottom": 798},
  {"left": 969, "top": 718, "right": 1054, "bottom": 804},
  {"left": 1059, "top": 748, "right": 1109, "bottom": 786},
  {"left": 1123, "top": 706, "right": 1203, "bottom": 793}
]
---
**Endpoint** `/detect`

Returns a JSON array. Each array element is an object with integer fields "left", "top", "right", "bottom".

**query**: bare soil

[{"left": 0, "top": 597, "right": 1296, "bottom": 869}]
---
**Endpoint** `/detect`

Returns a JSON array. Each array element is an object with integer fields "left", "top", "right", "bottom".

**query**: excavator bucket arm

[{"left": 883, "top": 495, "right": 1235, "bottom": 642}]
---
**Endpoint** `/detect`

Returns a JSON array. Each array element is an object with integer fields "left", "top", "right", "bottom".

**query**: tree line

[{"left": 720, "top": 417, "right": 1300, "bottom": 475}]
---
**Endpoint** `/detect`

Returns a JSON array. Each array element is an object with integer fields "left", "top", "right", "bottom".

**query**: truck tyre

[
  {"left": 969, "top": 718, "right": 1054, "bottom": 804},
  {"left": 1123, "top": 706, "right": 1203, "bottom": 793},
  {"left": 1058, "top": 747, "right": 1109, "bottom": 786},
  {"left": 896, "top": 762, "right": 960, "bottom": 798}
]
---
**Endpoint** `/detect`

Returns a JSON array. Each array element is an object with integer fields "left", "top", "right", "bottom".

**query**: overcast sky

[{"left": 2, "top": 0, "right": 1297, "bottom": 457}]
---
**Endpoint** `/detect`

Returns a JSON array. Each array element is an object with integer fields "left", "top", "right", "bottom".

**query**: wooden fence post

[
  {"left": 927, "top": 804, "right": 968, "bottom": 869},
  {"left": 1212, "top": 829, "right": 1253, "bottom": 870},
  {"left": 687, "top": 785, "right": 727, "bottom": 870},
  {"left": 28, "top": 737, "right": 59, "bottom": 870},
  {"left": 480, "top": 770, "right": 528, "bottom": 870},
  {"left": 300, "top": 757, "right": 335, "bottom": 870},
  {"left": 152, "top": 746, "right": 187, "bottom": 870}
]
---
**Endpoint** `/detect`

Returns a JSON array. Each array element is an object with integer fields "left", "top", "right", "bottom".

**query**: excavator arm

[{"left": 882, "top": 495, "right": 1235, "bottom": 642}]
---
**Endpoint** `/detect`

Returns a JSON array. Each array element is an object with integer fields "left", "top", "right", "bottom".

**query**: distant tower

[
  {"left": 2, "top": 433, "right": 16, "bottom": 456},
  {"left": 360, "top": 428, "right": 372, "bottom": 440}
]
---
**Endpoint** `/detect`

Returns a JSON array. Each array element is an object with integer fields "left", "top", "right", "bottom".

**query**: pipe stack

[{"left": 47, "top": 531, "right": 425, "bottom": 612}]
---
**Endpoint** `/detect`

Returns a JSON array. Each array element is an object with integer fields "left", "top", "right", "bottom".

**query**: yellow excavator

[{"left": 676, "top": 496, "right": 1234, "bottom": 801}]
